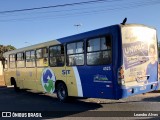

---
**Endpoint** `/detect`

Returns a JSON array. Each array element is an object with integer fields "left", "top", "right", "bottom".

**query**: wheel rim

[{"left": 58, "top": 85, "right": 66, "bottom": 100}]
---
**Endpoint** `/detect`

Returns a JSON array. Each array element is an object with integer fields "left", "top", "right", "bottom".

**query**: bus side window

[
  {"left": 9, "top": 54, "right": 16, "bottom": 68},
  {"left": 30, "top": 50, "right": 36, "bottom": 67},
  {"left": 87, "top": 38, "right": 100, "bottom": 52},
  {"left": 16, "top": 52, "right": 25, "bottom": 68},
  {"left": 4, "top": 58, "right": 8, "bottom": 69},
  {"left": 36, "top": 49, "right": 42, "bottom": 59},
  {"left": 87, "top": 35, "right": 112, "bottom": 65},
  {"left": 36, "top": 47, "right": 48, "bottom": 67},
  {"left": 67, "top": 41, "right": 84, "bottom": 66},
  {"left": 49, "top": 45, "right": 65, "bottom": 67},
  {"left": 25, "top": 50, "right": 35, "bottom": 67}
]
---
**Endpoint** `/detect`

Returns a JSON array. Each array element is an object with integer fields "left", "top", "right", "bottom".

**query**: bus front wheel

[{"left": 56, "top": 82, "right": 68, "bottom": 102}]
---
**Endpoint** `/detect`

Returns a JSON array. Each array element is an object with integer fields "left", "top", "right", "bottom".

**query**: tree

[{"left": 0, "top": 44, "right": 16, "bottom": 63}]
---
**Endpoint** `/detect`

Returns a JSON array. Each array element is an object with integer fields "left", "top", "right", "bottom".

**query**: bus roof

[{"left": 3, "top": 23, "right": 155, "bottom": 57}]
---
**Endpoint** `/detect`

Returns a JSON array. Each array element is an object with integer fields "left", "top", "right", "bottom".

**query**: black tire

[
  {"left": 14, "top": 82, "right": 20, "bottom": 92},
  {"left": 56, "top": 82, "right": 68, "bottom": 102},
  {"left": 13, "top": 81, "right": 20, "bottom": 92}
]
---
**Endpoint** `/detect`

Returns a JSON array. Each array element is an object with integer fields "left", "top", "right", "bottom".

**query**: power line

[
  {"left": 0, "top": 0, "right": 112, "bottom": 14},
  {"left": 0, "top": 0, "right": 159, "bottom": 22},
  {"left": 0, "top": 0, "right": 123, "bottom": 17}
]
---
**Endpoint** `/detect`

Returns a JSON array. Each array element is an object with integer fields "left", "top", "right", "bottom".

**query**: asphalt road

[{"left": 0, "top": 86, "right": 160, "bottom": 120}]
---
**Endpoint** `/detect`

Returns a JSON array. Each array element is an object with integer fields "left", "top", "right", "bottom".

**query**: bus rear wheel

[
  {"left": 11, "top": 78, "right": 20, "bottom": 92},
  {"left": 14, "top": 82, "right": 20, "bottom": 92},
  {"left": 56, "top": 82, "right": 68, "bottom": 102}
]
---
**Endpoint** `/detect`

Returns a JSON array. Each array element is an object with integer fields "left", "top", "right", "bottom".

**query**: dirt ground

[{"left": 0, "top": 75, "right": 5, "bottom": 86}]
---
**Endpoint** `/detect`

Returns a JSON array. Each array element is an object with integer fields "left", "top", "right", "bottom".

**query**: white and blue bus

[{"left": 3, "top": 23, "right": 159, "bottom": 102}]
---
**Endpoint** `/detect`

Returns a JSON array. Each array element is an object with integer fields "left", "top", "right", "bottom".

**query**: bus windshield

[{"left": 121, "top": 25, "right": 158, "bottom": 86}]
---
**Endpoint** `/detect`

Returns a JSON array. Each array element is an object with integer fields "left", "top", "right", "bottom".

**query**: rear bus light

[
  {"left": 128, "top": 88, "right": 134, "bottom": 93},
  {"left": 153, "top": 83, "right": 157, "bottom": 86},
  {"left": 128, "top": 89, "right": 132, "bottom": 92},
  {"left": 151, "top": 83, "right": 158, "bottom": 89},
  {"left": 118, "top": 66, "right": 125, "bottom": 85}
]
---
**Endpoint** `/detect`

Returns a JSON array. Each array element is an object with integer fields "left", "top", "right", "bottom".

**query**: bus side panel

[
  {"left": 16, "top": 67, "right": 25, "bottom": 89},
  {"left": 51, "top": 67, "right": 67, "bottom": 88},
  {"left": 74, "top": 27, "right": 121, "bottom": 99},
  {"left": 76, "top": 65, "right": 114, "bottom": 99},
  {"left": 22, "top": 68, "right": 37, "bottom": 90},
  {"left": 4, "top": 68, "right": 17, "bottom": 86},
  {"left": 36, "top": 67, "right": 66, "bottom": 93},
  {"left": 16, "top": 61, "right": 25, "bottom": 89},
  {"left": 57, "top": 25, "right": 122, "bottom": 99},
  {"left": 65, "top": 66, "right": 79, "bottom": 97},
  {"left": 3, "top": 69, "right": 11, "bottom": 86},
  {"left": 37, "top": 68, "right": 47, "bottom": 92}
]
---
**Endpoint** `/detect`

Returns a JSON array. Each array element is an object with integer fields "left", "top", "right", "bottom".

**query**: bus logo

[{"left": 41, "top": 68, "right": 56, "bottom": 93}]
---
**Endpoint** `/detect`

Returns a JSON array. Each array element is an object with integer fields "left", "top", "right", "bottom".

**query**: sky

[{"left": 0, "top": 0, "right": 160, "bottom": 49}]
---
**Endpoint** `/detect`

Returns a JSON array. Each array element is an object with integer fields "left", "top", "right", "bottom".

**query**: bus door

[
  {"left": 16, "top": 53, "right": 25, "bottom": 88},
  {"left": 48, "top": 45, "right": 66, "bottom": 94},
  {"left": 8, "top": 54, "right": 17, "bottom": 86},
  {"left": 65, "top": 41, "right": 84, "bottom": 97},
  {"left": 36, "top": 48, "right": 49, "bottom": 92},
  {"left": 24, "top": 50, "right": 37, "bottom": 90},
  {"left": 3, "top": 57, "right": 10, "bottom": 86}
]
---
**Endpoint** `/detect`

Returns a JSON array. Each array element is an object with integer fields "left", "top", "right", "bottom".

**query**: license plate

[{"left": 140, "top": 86, "right": 146, "bottom": 90}]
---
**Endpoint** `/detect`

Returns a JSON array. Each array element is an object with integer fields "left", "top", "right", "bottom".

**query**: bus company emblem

[
  {"left": 41, "top": 68, "right": 56, "bottom": 93},
  {"left": 94, "top": 74, "right": 110, "bottom": 83}
]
